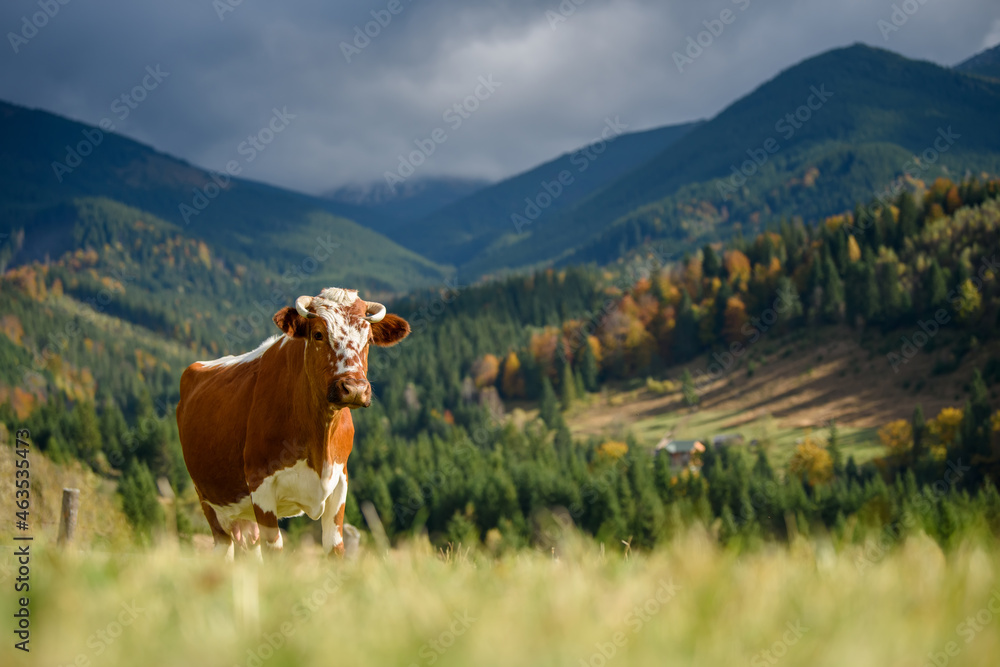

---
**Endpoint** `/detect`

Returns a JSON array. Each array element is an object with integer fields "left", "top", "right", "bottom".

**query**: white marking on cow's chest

[
  {"left": 207, "top": 460, "right": 341, "bottom": 533},
  {"left": 254, "top": 459, "right": 341, "bottom": 520}
]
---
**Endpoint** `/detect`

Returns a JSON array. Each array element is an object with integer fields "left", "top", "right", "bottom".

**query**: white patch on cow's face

[{"left": 312, "top": 292, "right": 370, "bottom": 376}]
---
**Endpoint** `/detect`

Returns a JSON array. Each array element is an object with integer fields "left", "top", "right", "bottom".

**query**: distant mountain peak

[
  {"left": 955, "top": 43, "right": 1000, "bottom": 79},
  {"left": 323, "top": 176, "right": 493, "bottom": 229},
  {"left": 325, "top": 176, "right": 491, "bottom": 207}
]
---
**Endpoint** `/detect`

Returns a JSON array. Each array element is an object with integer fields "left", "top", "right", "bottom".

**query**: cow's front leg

[
  {"left": 321, "top": 466, "right": 349, "bottom": 556},
  {"left": 250, "top": 487, "right": 283, "bottom": 556}
]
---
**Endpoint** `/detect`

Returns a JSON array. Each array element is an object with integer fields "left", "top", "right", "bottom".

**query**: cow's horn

[
  {"left": 295, "top": 296, "right": 317, "bottom": 319},
  {"left": 365, "top": 302, "right": 386, "bottom": 323}
]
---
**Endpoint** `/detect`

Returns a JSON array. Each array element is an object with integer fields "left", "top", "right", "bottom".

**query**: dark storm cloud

[{"left": 1, "top": 0, "right": 997, "bottom": 195}]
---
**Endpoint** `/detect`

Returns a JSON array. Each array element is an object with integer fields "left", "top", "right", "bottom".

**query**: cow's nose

[{"left": 331, "top": 377, "right": 371, "bottom": 408}]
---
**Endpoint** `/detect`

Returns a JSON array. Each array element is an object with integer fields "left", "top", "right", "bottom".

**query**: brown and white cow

[{"left": 176, "top": 287, "right": 409, "bottom": 559}]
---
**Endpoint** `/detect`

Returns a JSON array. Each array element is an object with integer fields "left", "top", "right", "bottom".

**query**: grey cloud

[{"left": 1, "top": 0, "right": 997, "bottom": 195}]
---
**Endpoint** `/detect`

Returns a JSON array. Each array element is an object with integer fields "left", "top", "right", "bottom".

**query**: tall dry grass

[
  {"left": 0, "top": 438, "right": 131, "bottom": 550},
  {"left": 2, "top": 526, "right": 999, "bottom": 667}
]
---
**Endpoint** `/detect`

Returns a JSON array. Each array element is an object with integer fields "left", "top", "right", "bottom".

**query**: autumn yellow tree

[
  {"left": 789, "top": 437, "right": 833, "bottom": 486},
  {"left": 955, "top": 279, "right": 982, "bottom": 323},
  {"left": 722, "top": 295, "right": 749, "bottom": 344},
  {"left": 878, "top": 419, "right": 913, "bottom": 457},
  {"left": 928, "top": 407, "right": 964, "bottom": 457},
  {"left": 945, "top": 185, "right": 962, "bottom": 214},
  {"left": 681, "top": 257, "right": 703, "bottom": 300},
  {"left": 500, "top": 352, "right": 525, "bottom": 398},
  {"left": 529, "top": 328, "right": 560, "bottom": 379},
  {"left": 724, "top": 250, "right": 751, "bottom": 290},
  {"left": 847, "top": 235, "right": 861, "bottom": 263},
  {"left": 471, "top": 354, "right": 500, "bottom": 389},
  {"left": 596, "top": 440, "right": 628, "bottom": 461}
]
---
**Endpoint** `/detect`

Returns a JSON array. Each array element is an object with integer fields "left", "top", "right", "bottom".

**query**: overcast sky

[{"left": 2, "top": 0, "right": 998, "bottom": 195}]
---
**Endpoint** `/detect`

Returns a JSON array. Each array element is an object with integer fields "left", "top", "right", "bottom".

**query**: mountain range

[
  {"left": 434, "top": 43, "right": 1000, "bottom": 276},
  {"left": 0, "top": 101, "right": 449, "bottom": 295},
  {"left": 3, "top": 42, "right": 1000, "bottom": 290}
]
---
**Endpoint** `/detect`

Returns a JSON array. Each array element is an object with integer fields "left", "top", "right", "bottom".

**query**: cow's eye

[{"left": 313, "top": 331, "right": 323, "bottom": 341}]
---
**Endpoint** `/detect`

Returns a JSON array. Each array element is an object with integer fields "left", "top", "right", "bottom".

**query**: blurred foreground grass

[{"left": 3, "top": 528, "right": 1000, "bottom": 667}]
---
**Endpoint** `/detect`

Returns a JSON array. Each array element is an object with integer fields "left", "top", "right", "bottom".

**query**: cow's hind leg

[{"left": 200, "top": 500, "right": 235, "bottom": 561}]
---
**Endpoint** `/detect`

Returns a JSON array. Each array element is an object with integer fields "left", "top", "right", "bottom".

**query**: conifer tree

[
  {"left": 119, "top": 460, "right": 163, "bottom": 543},
  {"left": 925, "top": 261, "right": 948, "bottom": 312},
  {"left": 961, "top": 371, "right": 992, "bottom": 459},
  {"left": 897, "top": 192, "right": 919, "bottom": 239},
  {"left": 879, "top": 206, "right": 897, "bottom": 248},
  {"left": 702, "top": 244, "right": 722, "bottom": 278},
  {"left": 72, "top": 401, "right": 102, "bottom": 469},
  {"left": 682, "top": 369, "right": 699, "bottom": 407},
  {"left": 673, "top": 293, "right": 699, "bottom": 362},
  {"left": 862, "top": 260, "right": 880, "bottom": 322},
  {"left": 539, "top": 377, "right": 563, "bottom": 430},
  {"left": 912, "top": 404, "right": 926, "bottom": 464},
  {"left": 879, "top": 261, "right": 906, "bottom": 325},
  {"left": 753, "top": 448, "right": 774, "bottom": 480},
  {"left": 775, "top": 277, "right": 803, "bottom": 328},
  {"left": 822, "top": 255, "right": 846, "bottom": 322},
  {"left": 560, "top": 360, "right": 576, "bottom": 409},
  {"left": 827, "top": 419, "right": 843, "bottom": 476},
  {"left": 577, "top": 340, "right": 600, "bottom": 392}
]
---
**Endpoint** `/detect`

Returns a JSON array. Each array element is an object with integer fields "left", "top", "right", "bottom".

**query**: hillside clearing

[{"left": 567, "top": 325, "right": 998, "bottom": 465}]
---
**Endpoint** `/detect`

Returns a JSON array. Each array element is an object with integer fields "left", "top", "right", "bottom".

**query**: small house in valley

[{"left": 654, "top": 437, "right": 705, "bottom": 469}]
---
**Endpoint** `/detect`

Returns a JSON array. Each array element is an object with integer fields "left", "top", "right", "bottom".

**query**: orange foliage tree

[
  {"left": 596, "top": 440, "right": 629, "bottom": 461},
  {"left": 471, "top": 354, "right": 500, "bottom": 389},
  {"left": 529, "top": 328, "right": 561, "bottom": 379},
  {"left": 722, "top": 296, "right": 749, "bottom": 344},
  {"left": 928, "top": 407, "right": 964, "bottom": 454},
  {"left": 500, "top": 352, "right": 525, "bottom": 398},
  {"left": 789, "top": 437, "right": 833, "bottom": 485},
  {"left": 724, "top": 250, "right": 751, "bottom": 289},
  {"left": 878, "top": 419, "right": 913, "bottom": 456}
]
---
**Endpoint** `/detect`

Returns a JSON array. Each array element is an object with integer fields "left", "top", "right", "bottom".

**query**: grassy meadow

[{"left": 4, "top": 527, "right": 1000, "bottom": 667}]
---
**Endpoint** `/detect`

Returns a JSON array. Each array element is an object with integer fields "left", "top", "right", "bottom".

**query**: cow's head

[{"left": 272, "top": 287, "right": 409, "bottom": 408}]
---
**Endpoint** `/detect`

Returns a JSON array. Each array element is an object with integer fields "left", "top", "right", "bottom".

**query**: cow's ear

[
  {"left": 273, "top": 307, "right": 308, "bottom": 338},
  {"left": 371, "top": 314, "right": 410, "bottom": 347}
]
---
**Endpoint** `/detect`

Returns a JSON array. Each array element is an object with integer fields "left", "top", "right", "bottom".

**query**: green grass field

[{"left": 4, "top": 528, "right": 1000, "bottom": 667}]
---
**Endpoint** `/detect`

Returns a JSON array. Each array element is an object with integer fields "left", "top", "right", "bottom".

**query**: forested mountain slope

[
  {"left": 461, "top": 45, "right": 1000, "bottom": 276},
  {"left": 0, "top": 101, "right": 450, "bottom": 294}
]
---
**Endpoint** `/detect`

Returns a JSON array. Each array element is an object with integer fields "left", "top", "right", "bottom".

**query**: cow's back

[{"left": 177, "top": 359, "right": 260, "bottom": 505}]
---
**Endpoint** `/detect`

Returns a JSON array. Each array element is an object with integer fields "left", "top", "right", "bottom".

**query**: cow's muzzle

[{"left": 328, "top": 377, "right": 372, "bottom": 408}]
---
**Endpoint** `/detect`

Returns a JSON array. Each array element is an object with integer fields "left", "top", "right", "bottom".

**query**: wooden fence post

[{"left": 58, "top": 488, "right": 80, "bottom": 545}]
